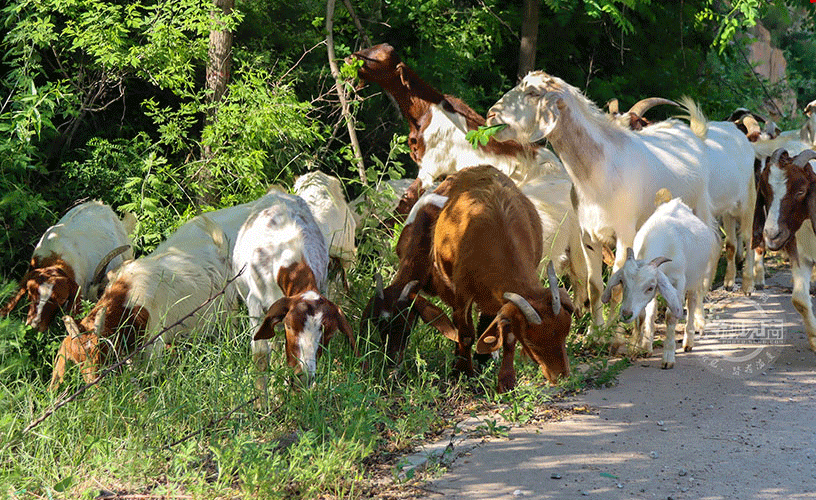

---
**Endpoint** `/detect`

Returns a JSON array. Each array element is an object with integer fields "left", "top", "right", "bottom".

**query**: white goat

[
  {"left": 2, "top": 201, "right": 134, "bottom": 332},
  {"left": 486, "top": 72, "right": 719, "bottom": 325},
  {"left": 293, "top": 171, "right": 357, "bottom": 276},
  {"left": 602, "top": 197, "right": 720, "bottom": 368},
  {"left": 677, "top": 97, "right": 757, "bottom": 293},
  {"left": 233, "top": 191, "right": 357, "bottom": 399},
  {"left": 51, "top": 216, "right": 235, "bottom": 388}
]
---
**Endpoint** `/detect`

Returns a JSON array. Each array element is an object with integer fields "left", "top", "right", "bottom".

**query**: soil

[{"left": 420, "top": 266, "right": 816, "bottom": 500}]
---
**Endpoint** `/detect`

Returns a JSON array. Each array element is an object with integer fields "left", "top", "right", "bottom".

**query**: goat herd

[{"left": 3, "top": 43, "right": 816, "bottom": 398}]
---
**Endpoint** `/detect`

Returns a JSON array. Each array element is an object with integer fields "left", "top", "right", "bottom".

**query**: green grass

[{"left": 0, "top": 226, "right": 621, "bottom": 499}]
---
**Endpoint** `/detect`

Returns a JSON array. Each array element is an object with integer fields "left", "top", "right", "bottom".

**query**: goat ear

[
  {"left": 412, "top": 295, "right": 457, "bottom": 342},
  {"left": 601, "top": 268, "right": 624, "bottom": 304},
  {"left": 396, "top": 63, "right": 411, "bottom": 89},
  {"left": 655, "top": 270, "right": 684, "bottom": 319},
  {"left": 332, "top": 305, "right": 359, "bottom": 357},
  {"left": 0, "top": 286, "right": 27, "bottom": 316},
  {"left": 531, "top": 93, "right": 561, "bottom": 141},
  {"left": 476, "top": 315, "right": 508, "bottom": 354},
  {"left": 254, "top": 297, "right": 291, "bottom": 340}
]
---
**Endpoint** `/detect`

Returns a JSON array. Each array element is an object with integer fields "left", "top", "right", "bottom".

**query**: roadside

[{"left": 421, "top": 267, "right": 816, "bottom": 499}]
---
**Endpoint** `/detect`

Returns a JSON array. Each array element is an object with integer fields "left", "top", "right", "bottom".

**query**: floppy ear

[
  {"left": 476, "top": 314, "right": 509, "bottom": 354},
  {"left": 530, "top": 94, "right": 561, "bottom": 142},
  {"left": 753, "top": 161, "right": 767, "bottom": 250},
  {"left": 601, "top": 268, "right": 624, "bottom": 304},
  {"left": 0, "top": 285, "right": 27, "bottom": 316},
  {"left": 412, "top": 295, "right": 457, "bottom": 342},
  {"left": 799, "top": 156, "right": 816, "bottom": 229},
  {"left": 332, "top": 305, "right": 359, "bottom": 356},
  {"left": 655, "top": 269, "right": 684, "bottom": 320},
  {"left": 254, "top": 297, "right": 291, "bottom": 340},
  {"left": 396, "top": 63, "right": 411, "bottom": 89}
]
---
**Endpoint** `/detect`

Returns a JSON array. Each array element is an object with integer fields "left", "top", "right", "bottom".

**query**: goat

[
  {"left": 361, "top": 181, "right": 458, "bottom": 364},
  {"left": 2, "top": 201, "right": 133, "bottom": 332},
  {"left": 607, "top": 97, "right": 679, "bottom": 131},
  {"left": 674, "top": 98, "right": 757, "bottom": 294},
  {"left": 731, "top": 102, "right": 816, "bottom": 287},
  {"left": 50, "top": 216, "right": 236, "bottom": 389},
  {"left": 756, "top": 148, "right": 816, "bottom": 350},
  {"left": 351, "top": 44, "right": 591, "bottom": 312},
  {"left": 351, "top": 43, "right": 566, "bottom": 197},
  {"left": 486, "top": 72, "right": 753, "bottom": 325},
  {"left": 602, "top": 196, "right": 720, "bottom": 368},
  {"left": 431, "top": 165, "right": 574, "bottom": 393},
  {"left": 293, "top": 171, "right": 357, "bottom": 278},
  {"left": 239, "top": 192, "right": 358, "bottom": 395}
]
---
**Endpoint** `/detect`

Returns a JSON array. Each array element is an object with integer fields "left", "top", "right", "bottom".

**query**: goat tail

[{"left": 677, "top": 95, "right": 708, "bottom": 139}]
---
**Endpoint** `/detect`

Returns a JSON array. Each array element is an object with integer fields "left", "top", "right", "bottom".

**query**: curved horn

[
  {"left": 374, "top": 273, "right": 384, "bottom": 300},
  {"left": 606, "top": 98, "right": 620, "bottom": 115},
  {"left": 91, "top": 245, "right": 130, "bottom": 286},
  {"left": 62, "top": 315, "right": 82, "bottom": 338},
  {"left": 399, "top": 280, "right": 419, "bottom": 302},
  {"left": 626, "top": 247, "right": 635, "bottom": 261},
  {"left": 627, "top": 97, "right": 679, "bottom": 118},
  {"left": 793, "top": 150, "right": 816, "bottom": 168},
  {"left": 503, "top": 292, "right": 542, "bottom": 325},
  {"left": 769, "top": 148, "right": 787, "bottom": 167},
  {"left": 546, "top": 261, "right": 561, "bottom": 316},
  {"left": 741, "top": 115, "right": 762, "bottom": 138}
]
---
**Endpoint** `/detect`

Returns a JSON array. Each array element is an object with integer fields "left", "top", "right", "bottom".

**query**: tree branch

[{"left": 326, "top": 0, "right": 367, "bottom": 185}]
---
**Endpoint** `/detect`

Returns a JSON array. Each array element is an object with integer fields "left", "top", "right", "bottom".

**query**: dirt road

[{"left": 425, "top": 268, "right": 816, "bottom": 500}]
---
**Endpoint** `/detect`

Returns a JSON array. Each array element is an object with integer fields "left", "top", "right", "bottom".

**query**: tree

[{"left": 518, "top": 0, "right": 539, "bottom": 80}]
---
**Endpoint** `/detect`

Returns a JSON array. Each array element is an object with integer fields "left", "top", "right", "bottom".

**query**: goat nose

[
  {"left": 763, "top": 228, "right": 780, "bottom": 241},
  {"left": 620, "top": 310, "right": 633, "bottom": 322}
]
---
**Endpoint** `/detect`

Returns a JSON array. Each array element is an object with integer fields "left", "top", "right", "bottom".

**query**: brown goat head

[
  {"left": 758, "top": 148, "right": 816, "bottom": 251},
  {"left": 1, "top": 256, "right": 80, "bottom": 332},
  {"left": 254, "top": 290, "right": 358, "bottom": 378}
]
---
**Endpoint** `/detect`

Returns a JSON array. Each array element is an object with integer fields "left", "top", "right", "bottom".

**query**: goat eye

[
  {"left": 646, "top": 286, "right": 654, "bottom": 293},
  {"left": 796, "top": 189, "right": 807, "bottom": 200}
]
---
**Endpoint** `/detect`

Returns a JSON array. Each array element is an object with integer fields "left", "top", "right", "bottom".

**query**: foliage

[{"left": 1, "top": 0, "right": 814, "bottom": 496}]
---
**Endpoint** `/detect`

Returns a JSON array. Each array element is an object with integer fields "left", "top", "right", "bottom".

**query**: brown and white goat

[
  {"left": 350, "top": 43, "right": 566, "bottom": 204},
  {"left": 239, "top": 192, "right": 359, "bottom": 394},
  {"left": 351, "top": 43, "right": 591, "bottom": 313},
  {"left": 755, "top": 148, "right": 816, "bottom": 350},
  {"left": 361, "top": 181, "right": 458, "bottom": 364},
  {"left": 2, "top": 201, "right": 133, "bottom": 332},
  {"left": 50, "top": 216, "right": 236, "bottom": 389},
  {"left": 432, "top": 165, "right": 574, "bottom": 393}
]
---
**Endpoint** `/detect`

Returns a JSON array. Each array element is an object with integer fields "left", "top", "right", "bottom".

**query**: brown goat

[
  {"left": 756, "top": 148, "right": 816, "bottom": 350},
  {"left": 432, "top": 165, "right": 574, "bottom": 392},
  {"left": 361, "top": 178, "right": 458, "bottom": 363}
]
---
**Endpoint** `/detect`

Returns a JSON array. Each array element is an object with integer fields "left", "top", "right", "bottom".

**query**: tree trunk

[
  {"left": 199, "top": 0, "right": 234, "bottom": 205},
  {"left": 517, "top": 0, "right": 539, "bottom": 81}
]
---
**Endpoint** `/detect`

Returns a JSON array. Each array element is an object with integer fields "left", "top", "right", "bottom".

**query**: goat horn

[
  {"left": 793, "top": 150, "right": 816, "bottom": 168},
  {"left": 769, "top": 148, "right": 787, "bottom": 167},
  {"left": 503, "top": 292, "right": 542, "bottom": 325},
  {"left": 649, "top": 256, "right": 671, "bottom": 268},
  {"left": 94, "top": 307, "right": 107, "bottom": 337},
  {"left": 91, "top": 245, "right": 130, "bottom": 287},
  {"left": 374, "top": 273, "right": 384, "bottom": 300},
  {"left": 399, "top": 280, "right": 419, "bottom": 302},
  {"left": 546, "top": 261, "right": 561, "bottom": 316},
  {"left": 626, "top": 247, "right": 635, "bottom": 261},
  {"left": 627, "top": 97, "right": 679, "bottom": 118},
  {"left": 606, "top": 98, "right": 620, "bottom": 115},
  {"left": 741, "top": 115, "right": 762, "bottom": 138},
  {"left": 62, "top": 315, "right": 81, "bottom": 338}
]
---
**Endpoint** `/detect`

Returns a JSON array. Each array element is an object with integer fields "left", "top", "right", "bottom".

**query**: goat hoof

[
  {"left": 661, "top": 361, "right": 674, "bottom": 369},
  {"left": 684, "top": 345, "right": 693, "bottom": 352}
]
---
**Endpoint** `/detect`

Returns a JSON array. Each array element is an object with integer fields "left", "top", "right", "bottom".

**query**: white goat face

[
  {"left": 617, "top": 260, "right": 660, "bottom": 323},
  {"left": 487, "top": 72, "right": 561, "bottom": 143}
]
